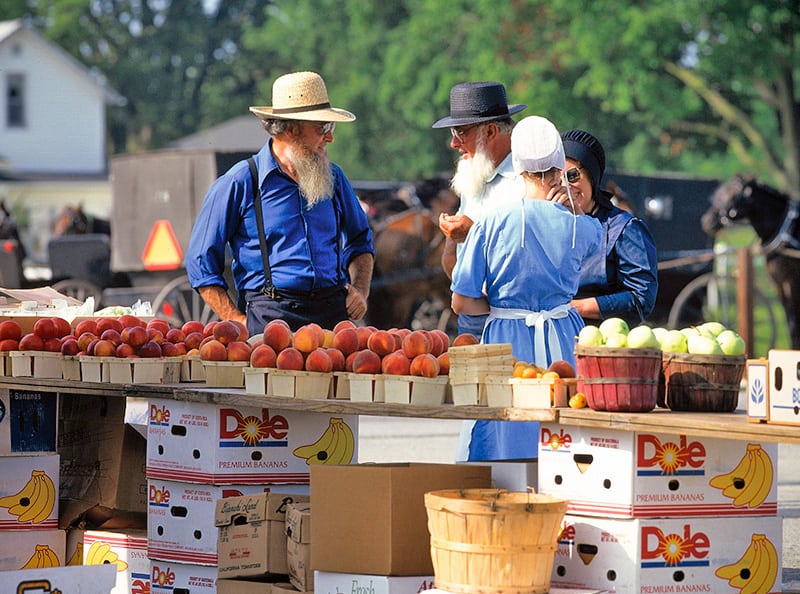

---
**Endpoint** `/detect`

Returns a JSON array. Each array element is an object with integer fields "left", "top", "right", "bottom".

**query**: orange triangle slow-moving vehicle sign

[{"left": 142, "top": 220, "right": 183, "bottom": 271}]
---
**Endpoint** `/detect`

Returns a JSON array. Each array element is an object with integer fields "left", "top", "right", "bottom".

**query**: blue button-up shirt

[{"left": 186, "top": 140, "right": 373, "bottom": 294}]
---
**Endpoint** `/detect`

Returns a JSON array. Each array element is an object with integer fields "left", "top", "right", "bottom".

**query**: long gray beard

[
  {"left": 285, "top": 144, "right": 334, "bottom": 209},
  {"left": 450, "top": 137, "right": 496, "bottom": 200}
]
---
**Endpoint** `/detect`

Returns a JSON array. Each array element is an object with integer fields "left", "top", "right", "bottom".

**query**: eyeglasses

[
  {"left": 450, "top": 124, "right": 479, "bottom": 143},
  {"left": 566, "top": 167, "right": 583, "bottom": 184},
  {"left": 312, "top": 121, "right": 336, "bottom": 135}
]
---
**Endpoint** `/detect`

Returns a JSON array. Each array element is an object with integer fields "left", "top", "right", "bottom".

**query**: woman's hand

[{"left": 547, "top": 185, "right": 585, "bottom": 214}]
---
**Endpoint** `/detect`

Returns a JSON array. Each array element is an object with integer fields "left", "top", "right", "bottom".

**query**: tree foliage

[{"left": 6, "top": 0, "right": 798, "bottom": 194}]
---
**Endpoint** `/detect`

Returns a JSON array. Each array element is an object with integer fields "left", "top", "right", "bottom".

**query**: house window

[{"left": 7, "top": 74, "right": 26, "bottom": 128}]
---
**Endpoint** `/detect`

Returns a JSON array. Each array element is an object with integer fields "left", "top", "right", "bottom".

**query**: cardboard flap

[
  {"left": 267, "top": 493, "right": 309, "bottom": 522},
  {"left": 286, "top": 503, "right": 312, "bottom": 543},
  {"left": 215, "top": 493, "right": 268, "bottom": 527}
]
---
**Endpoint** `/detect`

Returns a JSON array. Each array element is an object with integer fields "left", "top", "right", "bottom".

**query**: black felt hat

[{"left": 432, "top": 81, "right": 526, "bottom": 128}]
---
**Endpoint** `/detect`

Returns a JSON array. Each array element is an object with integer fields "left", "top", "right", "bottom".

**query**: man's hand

[
  {"left": 438, "top": 213, "right": 474, "bottom": 243},
  {"left": 345, "top": 284, "right": 367, "bottom": 320}
]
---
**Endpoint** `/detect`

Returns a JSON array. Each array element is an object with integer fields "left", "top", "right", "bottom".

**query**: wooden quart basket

[
  {"left": 424, "top": 488, "right": 567, "bottom": 594},
  {"left": 574, "top": 345, "right": 662, "bottom": 412},
  {"left": 659, "top": 352, "right": 746, "bottom": 412}
]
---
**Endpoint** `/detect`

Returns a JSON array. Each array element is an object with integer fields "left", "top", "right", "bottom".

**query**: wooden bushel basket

[
  {"left": 424, "top": 488, "right": 567, "bottom": 594},
  {"left": 574, "top": 345, "right": 661, "bottom": 412},
  {"left": 659, "top": 352, "right": 746, "bottom": 412}
]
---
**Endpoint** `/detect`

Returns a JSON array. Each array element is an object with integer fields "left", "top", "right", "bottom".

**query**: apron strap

[{"left": 486, "top": 304, "right": 572, "bottom": 366}]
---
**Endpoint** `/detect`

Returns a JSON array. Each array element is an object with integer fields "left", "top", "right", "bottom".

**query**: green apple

[
  {"left": 680, "top": 327, "right": 701, "bottom": 339},
  {"left": 717, "top": 329, "right": 746, "bottom": 356},
  {"left": 627, "top": 325, "right": 659, "bottom": 349},
  {"left": 698, "top": 321, "right": 727, "bottom": 337},
  {"left": 652, "top": 327, "right": 669, "bottom": 344},
  {"left": 604, "top": 333, "right": 628, "bottom": 348},
  {"left": 577, "top": 325, "right": 605, "bottom": 347},
  {"left": 687, "top": 335, "right": 723, "bottom": 355},
  {"left": 660, "top": 329, "right": 689, "bottom": 353},
  {"left": 599, "top": 317, "right": 629, "bottom": 340}
]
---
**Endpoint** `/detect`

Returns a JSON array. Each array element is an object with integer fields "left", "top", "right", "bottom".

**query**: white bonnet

[{"left": 511, "top": 116, "right": 566, "bottom": 174}]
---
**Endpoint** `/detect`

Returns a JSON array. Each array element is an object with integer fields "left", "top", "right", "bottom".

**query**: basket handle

[
  {"left": 458, "top": 474, "right": 493, "bottom": 497},
  {"left": 525, "top": 486, "right": 537, "bottom": 512}
]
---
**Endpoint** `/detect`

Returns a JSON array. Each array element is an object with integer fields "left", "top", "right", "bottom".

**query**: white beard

[
  {"left": 284, "top": 143, "right": 334, "bottom": 209},
  {"left": 450, "top": 137, "right": 497, "bottom": 200}
]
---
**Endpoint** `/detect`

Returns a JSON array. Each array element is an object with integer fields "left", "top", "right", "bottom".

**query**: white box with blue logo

[
  {"left": 551, "top": 513, "right": 782, "bottom": 593},
  {"left": 767, "top": 349, "right": 800, "bottom": 426},
  {"left": 150, "top": 559, "right": 218, "bottom": 594},
  {"left": 0, "top": 388, "right": 58, "bottom": 455},
  {"left": 746, "top": 357, "right": 770, "bottom": 422},
  {"left": 537, "top": 423, "right": 777, "bottom": 518},
  {"left": 145, "top": 398, "right": 357, "bottom": 484}
]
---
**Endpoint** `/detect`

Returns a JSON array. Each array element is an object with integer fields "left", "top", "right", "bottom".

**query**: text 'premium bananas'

[
  {"left": 293, "top": 417, "right": 355, "bottom": 465},
  {"left": 0, "top": 469, "right": 56, "bottom": 524}
]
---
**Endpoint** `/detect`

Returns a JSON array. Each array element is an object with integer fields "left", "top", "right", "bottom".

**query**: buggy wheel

[
  {"left": 408, "top": 296, "right": 458, "bottom": 337},
  {"left": 51, "top": 278, "right": 103, "bottom": 308},
  {"left": 152, "top": 275, "right": 219, "bottom": 328}
]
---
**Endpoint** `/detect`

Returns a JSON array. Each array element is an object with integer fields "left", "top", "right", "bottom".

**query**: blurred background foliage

[{"left": 2, "top": 0, "right": 798, "bottom": 191}]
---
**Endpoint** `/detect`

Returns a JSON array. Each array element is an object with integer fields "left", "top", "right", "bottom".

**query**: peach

[
  {"left": 344, "top": 350, "right": 361, "bottom": 372},
  {"left": 293, "top": 323, "right": 325, "bottom": 353},
  {"left": 323, "top": 329, "right": 335, "bottom": 348},
  {"left": 0, "top": 320, "right": 22, "bottom": 341},
  {"left": 147, "top": 318, "right": 171, "bottom": 336},
  {"left": 230, "top": 320, "right": 249, "bottom": 342},
  {"left": 226, "top": 340, "right": 253, "bottom": 362},
  {"left": 147, "top": 328, "right": 165, "bottom": 344},
  {"left": 333, "top": 319, "right": 357, "bottom": 334},
  {"left": 263, "top": 320, "right": 293, "bottom": 352},
  {"left": 352, "top": 349, "right": 381, "bottom": 374},
  {"left": 181, "top": 320, "right": 205, "bottom": 336},
  {"left": 452, "top": 333, "right": 479, "bottom": 346},
  {"left": 121, "top": 325, "right": 148, "bottom": 348},
  {"left": 0, "top": 338, "right": 18, "bottom": 351},
  {"left": 410, "top": 353, "right": 440, "bottom": 378},
  {"left": 332, "top": 327, "right": 359, "bottom": 357},
  {"left": 276, "top": 347, "right": 305, "bottom": 371},
  {"left": 51, "top": 317, "right": 73, "bottom": 338},
  {"left": 162, "top": 341, "right": 187, "bottom": 357},
  {"left": 74, "top": 319, "right": 98, "bottom": 337},
  {"left": 32, "top": 318, "right": 58, "bottom": 340},
  {"left": 547, "top": 360, "right": 576, "bottom": 379},
  {"left": 431, "top": 329, "right": 451, "bottom": 353},
  {"left": 118, "top": 314, "right": 146, "bottom": 329},
  {"left": 203, "top": 320, "right": 218, "bottom": 337},
  {"left": 213, "top": 320, "right": 242, "bottom": 345},
  {"left": 367, "top": 330, "right": 397, "bottom": 357},
  {"left": 389, "top": 332, "right": 403, "bottom": 351},
  {"left": 427, "top": 331, "right": 445, "bottom": 357},
  {"left": 355, "top": 326, "right": 374, "bottom": 350},
  {"left": 402, "top": 330, "right": 431, "bottom": 358},
  {"left": 326, "top": 347, "right": 346, "bottom": 372},
  {"left": 116, "top": 343, "right": 136, "bottom": 358},
  {"left": 60, "top": 338, "right": 79, "bottom": 356},
  {"left": 19, "top": 333, "right": 44, "bottom": 351},
  {"left": 250, "top": 344, "right": 277, "bottom": 368},
  {"left": 96, "top": 317, "right": 124, "bottom": 335},
  {"left": 43, "top": 337, "right": 62, "bottom": 353},
  {"left": 76, "top": 331, "right": 98, "bottom": 352},
  {"left": 199, "top": 338, "right": 227, "bottom": 361},
  {"left": 305, "top": 348, "right": 333, "bottom": 372},
  {"left": 183, "top": 331, "right": 204, "bottom": 350},
  {"left": 86, "top": 338, "right": 100, "bottom": 355},
  {"left": 100, "top": 328, "right": 123, "bottom": 346},
  {"left": 381, "top": 351, "right": 411, "bottom": 375},
  {"left": 93, "top": 339, "right": 117, "bottom": 357},
  {"left": 165, "top": 328, "right": 185, "bottom": 344},
  {"left": 437, "top": 352, "right": 450, "bottom": 375},
  {"left": 137, "top": 340, "right": 163, "bottom": 358}
]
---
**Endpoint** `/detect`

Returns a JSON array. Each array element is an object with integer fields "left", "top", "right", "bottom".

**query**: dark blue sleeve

[{"left": 334, "top": 167, "right": 374, "bottom": 265}]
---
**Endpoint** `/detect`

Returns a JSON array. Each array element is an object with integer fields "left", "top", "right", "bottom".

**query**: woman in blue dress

[{"left": 451, "top": 116, "right": 602, "bottom": 461}]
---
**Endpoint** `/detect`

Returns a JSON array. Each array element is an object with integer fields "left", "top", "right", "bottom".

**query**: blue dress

[{"left": 451, "top": 198, "right": 601, "bottom": 460}]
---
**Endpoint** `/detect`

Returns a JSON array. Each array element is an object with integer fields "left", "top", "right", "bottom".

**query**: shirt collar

[
  {"left": 486, "top": 152, "right": 515, "bottom": 183},
  {"left": 253, "top": 138, "right": 283, "bottom": 186}
]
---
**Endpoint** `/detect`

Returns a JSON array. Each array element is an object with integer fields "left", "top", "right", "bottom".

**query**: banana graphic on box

[
  {"left": 67, "top": 542, "right": 83, "bottom": 566},
  {"left": 708, "top": 443, "right": 774, "bottom": 508},
  {"left": 84, "top": 540, "right": 129, "bottom": 572},
  {"left": 21, "top": 544, "right": 61, "bottom": 569},
  {"left": 0, "top": 469, "right": 56, "bottom": 524},
  {"left": 715, "top": 533, "right": 778, "bottom": 594},
  {"left": 293, "top": 417, "right": 355, "bottom": 465}
]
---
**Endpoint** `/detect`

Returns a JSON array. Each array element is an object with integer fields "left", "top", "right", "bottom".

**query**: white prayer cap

[{"left": 511, "top": 116, "right": 566, "bottom": 174}]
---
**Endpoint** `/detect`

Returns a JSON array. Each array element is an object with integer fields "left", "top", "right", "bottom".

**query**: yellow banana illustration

[
  {"left": 67, "top": 542, "right": 83, "bottom": 566},
  {"left": 15, "top": 473, "right": 44, "bottom": 524},
  {"left": 709, "top": 444, "right": 756, "bottom": 490},
  {"left": 21, "top": 545, "right": 59, "bottom": 569},
  {"left": 293, "top": 417, "right": 355, "bottom": 465},
  {"left": 716, "top": 534, "right": 778, "bottom": 594},
  {"left": 85, "top": 541, "right": 128, "bottom": 571},
  {"left": 744, "top": 447, "right": 774, "bottom": 508},
  {"left": 731, "top": 449, "right": 764, "bottom": 507},
  {"left": 0, "top": 470, "right": 42, "bottom": 517},
  {"left": 709, "top": 444, "right": 773, "bottom": 507},
  {"left": 18, "top": 471, "right": 56, "bottom": 524}
]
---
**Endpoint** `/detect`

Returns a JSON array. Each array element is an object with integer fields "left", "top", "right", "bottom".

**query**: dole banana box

[
  {"left": 551, "top": 514, "right": 783, "bottom": 593},
  {"left": 538, "top": 424, "right": 778, "bottom": 518},
  {"left": 82, "top": 529, "right": 149, "bottom": 594},
  {"left": 150, "top": 560, "right": 217, "bottom": 594},
  {"left": 0, "top": 388, "right": 58, "bottom": 455},
  {"left": 767, "top": 349, "right": 800, "bottom": 426},
  {"left": 0, "top": 453, "right": 59, "bottom": 530},
  {"left": 4, "top": 564, "right": 117, "bottom": 594},
  {"left": 0, "top": 529, "right": 65, "bottom": 570},
  {"left": 147, "top": 478, "right": 308, "bottom": 566},
  {"left": 146, "top": 398, "right": 358, "bottom": 484}
]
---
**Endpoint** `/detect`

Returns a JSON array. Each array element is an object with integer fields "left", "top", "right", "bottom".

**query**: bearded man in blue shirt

[{"left": 186, "top": 71, "right": 374, "bottom": 334}]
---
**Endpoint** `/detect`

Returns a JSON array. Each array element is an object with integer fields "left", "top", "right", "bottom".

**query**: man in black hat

[{"left": 433, "top": 81, "right": 526, "bottom": 338}]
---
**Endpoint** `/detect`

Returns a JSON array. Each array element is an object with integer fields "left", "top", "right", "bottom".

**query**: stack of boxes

[
  {"left": 145, "top": 396, "right": 357, "bottom": 592},
  {"left": 538, "top": 423, "right": 783, "bottom": 592}
]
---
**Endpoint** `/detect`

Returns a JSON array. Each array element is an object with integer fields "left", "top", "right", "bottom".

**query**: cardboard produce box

[
  {"left": 58, "top": 394, "right": 147, "bottom": 529},
  {"left": 0, "top": 529, "right": 65, "bottom": 570},
  {"left": 2, "top": 564, "right": 117, "bottom": 594},
  {"left": 82, "top": 529, "right": 149, "bottom": 594},
  {"left": 0, "top": 453, "right": 60, "bottom": 530},
  {"left": 311, "top": 463, "right": 491, "bottom": 576},
  {"left": 0, "top": 388, "right": 58, "bottom": 455},
  {"left": 285, "top": 502, "right": 312, "bottom": 591},
  {"left": 216, "top": 491, "right": 309, "bottom": 578},
  {"left": 314, "top": 571, "right": 434, "bottom": 594},
  {"left": 150, "top": 560, "right": 218, "bottom": 594}
]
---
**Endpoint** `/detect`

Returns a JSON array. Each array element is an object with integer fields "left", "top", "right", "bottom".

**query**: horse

[
  {"left": 700, "top": 173, "right": 800, "bottom": 348},
  {"left": 52, "top": 204, "right": 111, "bottom": 237}
]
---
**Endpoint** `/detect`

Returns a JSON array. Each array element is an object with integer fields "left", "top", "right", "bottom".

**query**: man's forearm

[
  {"left": 441, "top": 237, "right": 457, "bottom": 280},
  {"left": 348, "top": 252, "right": 374, "bottom": 299},
  {"left": 198, "top": 285, "right": 246, "bottom": 323}
]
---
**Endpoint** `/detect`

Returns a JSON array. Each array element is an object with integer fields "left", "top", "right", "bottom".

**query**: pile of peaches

[
  {"left": 0, "top": 315, "right": 249, "bottom": 360},
  {"left": 243, "top": 320, "right": 480, "bottom": 378}
]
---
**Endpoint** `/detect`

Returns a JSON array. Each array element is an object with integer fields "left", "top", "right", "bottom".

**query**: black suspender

[{"left": 248, "top": 157, "right": 276, "bottom": 299}]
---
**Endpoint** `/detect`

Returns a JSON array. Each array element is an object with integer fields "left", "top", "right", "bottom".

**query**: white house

[{"left": 0, "top": 19, "right": 124, "bottom": 266}]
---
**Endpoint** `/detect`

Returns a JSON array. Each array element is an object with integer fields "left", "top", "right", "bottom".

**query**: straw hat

[{"left": 249, "top": 71, "right": 355, "bottom": 122}]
